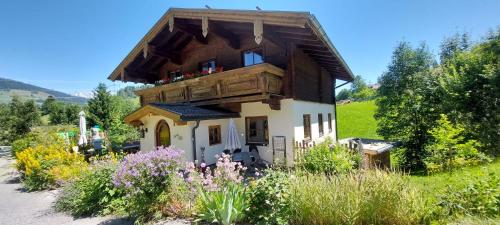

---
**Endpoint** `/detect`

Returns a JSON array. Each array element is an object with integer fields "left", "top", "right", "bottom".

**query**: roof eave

[
  {"left": 307, "top": 14, "right": 354, "bottom": 81},
  {"left": 108, "top": 8, "right": 354, "bottom": 82}
]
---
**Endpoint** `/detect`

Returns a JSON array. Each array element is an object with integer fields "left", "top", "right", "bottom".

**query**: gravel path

[{"left": 0, "top": 146, "right": 132, "bottom": 225}]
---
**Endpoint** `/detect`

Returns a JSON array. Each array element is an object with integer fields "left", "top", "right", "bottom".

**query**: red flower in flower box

[
  {"left": 162, "top": 77, "right": 171, "bottom": 84},
  {"left": 215, "top": 66, "right": 224, "bottom": 73},
  {"left": 184, "top": 72, "right": 195, "bottom": 79},
  {"left": 201, "top": 70, "right": 209, "bottom": 75}
]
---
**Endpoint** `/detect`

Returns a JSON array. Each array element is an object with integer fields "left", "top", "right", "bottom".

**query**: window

[
  {"left": 243, "top": 49, "right": 264, "bottom": 66},
  {"left": 209, "top": 125, "right": 221, "bottom": 145},
  {"left": 328, "top": 113, "right": 332, "bottom": 133},
  {"left": 201, "top": 59, "right": 216, "bottom": 73},
  {"left": 155, "top": 120, "right": 171, "bottom": 147},
  {"left": 303, "top": 114, "right": 311, "bottom": 140},
  {"left": 170, "top": 69, "right": 182, "bottom": 81},
  {"left": 318, "top": 113, "right": 324, "bottom": 137},
  {"left": 245, "top": 116, "right": 268, "bottom": 145}
]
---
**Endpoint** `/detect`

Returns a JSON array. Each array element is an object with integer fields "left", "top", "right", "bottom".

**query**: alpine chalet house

[{"left": 108, "top": 8, "right": 354, "bottom": 166}]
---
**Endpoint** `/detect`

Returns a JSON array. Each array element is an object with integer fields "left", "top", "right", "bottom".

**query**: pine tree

[{"left": 87, "top": 83, "right": 113, "bottom": 130}]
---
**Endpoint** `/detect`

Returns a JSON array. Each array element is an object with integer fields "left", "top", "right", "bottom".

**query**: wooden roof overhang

[
  {"left": 108, "top": 8, "right": 354, "bottom": 83},
  {"left": 124, "top": 103, "right": 240, "bottom": 125}
]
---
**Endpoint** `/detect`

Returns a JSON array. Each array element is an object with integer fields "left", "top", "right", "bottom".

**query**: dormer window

[
  {"left": 201, "top": 59, "right": 216, "bottom": 73},
  {"left": 243, "top": 48, "right": 264, "bottom": 66}
]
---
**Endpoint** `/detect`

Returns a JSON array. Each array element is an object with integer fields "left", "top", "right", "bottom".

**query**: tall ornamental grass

[{"left": 289, "top": 170, "right": 430, "bottom": 225}]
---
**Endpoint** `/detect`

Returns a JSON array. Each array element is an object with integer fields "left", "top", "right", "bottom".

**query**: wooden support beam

[
  {"left": 263, "top": 96, "right": 281, "bottom": 110},
  {"left": 174, "top": 35, "right": 193, "bottom": 51},
  {"left": 272, "top": 26, "right": 312, "bottom": 35},
  {"left": 148, "top": 45, "right": 182, "bottom": 65},
  {"left": 209, "top": 23, "right": 240, "bottom": 49},
  {"left": 286, "top": 39, "right": 324, "bottom": 47},
  {"left": 278, "top": 33, "right": 318, "bottom": 42},
  {"left": 313, "top": 57, "right": 340, "bottom": 63},
  {"left": 303, "top": 50, "right": 334, "bottom": 57},
  {"left": 309, "top": 54, "right": 339, "bottom": 61},
  {"left": 254, "top": 18, "right": 263, "bottom": 44},
  {"left": 296, "top": 45, "right": 330, "bottom": 51},
  {"left": 123, "top": 68, "right": 158, "bottom": 83},
  {"left": 175, "top": 22, "right": 208, "bottom": 45},
  {"left": 263, "top": 25, "right": 287, "bottom": 49}
]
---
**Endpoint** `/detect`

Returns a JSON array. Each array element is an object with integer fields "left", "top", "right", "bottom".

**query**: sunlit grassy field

[
  {"left": 409, "top": 160, "right": 500, "bottom": 224},
  {"left": 409, "top": 159, "right": 500, "bottom": 198},
  {"left": 336, "top": 100, "right": 381, "bottom": 139}
]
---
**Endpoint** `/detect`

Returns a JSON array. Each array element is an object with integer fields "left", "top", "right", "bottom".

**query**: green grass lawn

[
  {"left": 409, "top": 160, "right": 500, "bottom": 224},
  {"left": 336, "top": 100, "right": 381, "bottom": 139},
  {"left": 409, "top": 159, "right": 500, "bottom": 198}
]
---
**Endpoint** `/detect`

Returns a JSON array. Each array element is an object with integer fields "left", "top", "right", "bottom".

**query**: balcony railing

[{"left": 136, "top": 63, "right": 285, "bottom": 106}]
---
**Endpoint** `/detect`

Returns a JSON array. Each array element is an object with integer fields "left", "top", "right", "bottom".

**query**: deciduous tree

[{"left": 375, "top": 42, "right": 441, "bottom": 171}]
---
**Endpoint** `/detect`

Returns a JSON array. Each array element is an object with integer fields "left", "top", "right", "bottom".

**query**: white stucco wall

[
  {"left": 137, "top": 99, "right": 336, "bottom": 167},
  {"left": 139, "top": 115, "right": 192, "bottom": 161},
  {"left": 292, "top": 100, "right": 336, "bottom": 143},
  {"left": 233, "top": 100, "right": 294, "bottom": 165},
  {"left": 191, "top": 119, "right": 231, "bottom": 165}
]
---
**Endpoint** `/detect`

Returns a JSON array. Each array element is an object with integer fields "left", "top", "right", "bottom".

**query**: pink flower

[{"left": 201, "top": 162, "right": 206, "bottom": 168}]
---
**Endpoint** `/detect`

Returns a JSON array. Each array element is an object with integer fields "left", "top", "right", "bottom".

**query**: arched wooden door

[{"left": 155, "top": 120, "right": 171, "bottom": 147}]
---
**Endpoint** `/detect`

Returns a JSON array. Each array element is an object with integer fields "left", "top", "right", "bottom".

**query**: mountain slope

[{"left": 0, "top": 77, "right": 87, "bottom": 105}]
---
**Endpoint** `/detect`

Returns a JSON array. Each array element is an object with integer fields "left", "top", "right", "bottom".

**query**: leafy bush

[
  {"left": 425, "top": 114, "right": 490, "bottom": 173},
  {"left": 153, "top": 174, "right": 194, "bottom": 219},
  {"left": 11, "top": 131, "right": 66, "bottom": 157},
  {"left": 301, "top": 138, "right": 360, "bottom": 174},
  {"left": 289, "top": 171, "right": 430, "bottom": 225},
  {"left": 436, "top": 172, "right": 499, "bottom": 218},
  {"left": 56, "top": 157, "right": 125, "bottom": 217},
  {"left": 248, "top": 169, "right": 291, "bottom": 225},
  {"left": 15, "top": 144, "right": 87, "bottom": 190},
  {"left": 112, "top": 146, "right": 184, "bottom": 221}
]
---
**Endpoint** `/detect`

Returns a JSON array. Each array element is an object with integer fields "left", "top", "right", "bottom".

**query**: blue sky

[{"left": 0, "top": 0, "right": 499, "bottom": 95}]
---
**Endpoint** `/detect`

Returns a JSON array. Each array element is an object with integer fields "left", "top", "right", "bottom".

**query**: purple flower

[{"left": 112, "top": 146, "right": 184, "bottom": 192}]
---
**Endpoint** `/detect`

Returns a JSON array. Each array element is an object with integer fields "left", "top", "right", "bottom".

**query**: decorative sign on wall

[{"left": 272, "top": 136, "right": 286, "bottom": 165}]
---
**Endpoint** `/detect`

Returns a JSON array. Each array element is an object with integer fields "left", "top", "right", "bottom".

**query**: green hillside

[
  {"left": 0, "top": 77, "right": 87, "bottom": 104},
  {"left": 336, "top": 100, "right": 381, "bottom": 139}
]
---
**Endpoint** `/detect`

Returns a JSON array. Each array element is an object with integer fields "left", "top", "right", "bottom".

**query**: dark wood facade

[{"left": 109, "top": 8, "right": 353, "bottom": 110}]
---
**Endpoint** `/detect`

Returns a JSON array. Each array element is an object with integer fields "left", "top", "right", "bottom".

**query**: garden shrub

[
  {"left": 11, "top": 131, "right": 66, "bottom": 157},
  {"left": 153, "top": 174, "right": 194, "bottom": 219},
  {"left": 436, "top": 172, "right": 499, "bottom": 218},
  {"left": 112, "top": 146, "right": 184, "bottom": 222},
  {"left": 301, "top": 138, "right": 360, "bottom": 174},
  {"left": 247, "top": 169, "right": 291, "bottom": 225},
  {"left": 56, "top": 157, "right": 125, "bottom": 217},
  {"left": 425, "top": 114, "right": 490, "bottom": 173},
  {"left": 289, "top": 171, "right": 430, "bottom": 225},
  {"left": 15, "top": 144, "right": 87, "bottom": 191}
]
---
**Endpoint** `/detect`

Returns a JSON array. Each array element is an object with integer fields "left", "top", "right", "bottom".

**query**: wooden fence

[{"left": 293, "top": 140, "right": 317, "bottom": 163}]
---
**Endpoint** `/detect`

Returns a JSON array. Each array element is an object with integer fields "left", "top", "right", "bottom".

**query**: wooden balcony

[{"left": 136, "top": 63, "right": 285, "bottom": 108}]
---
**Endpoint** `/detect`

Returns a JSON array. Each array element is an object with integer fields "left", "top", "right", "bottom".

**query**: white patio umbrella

[
  {"left": 224, "top": 118, "right": 241, "bottom": 152},
  {"left": 78, "top": 111, "right": 88, "bottom": 146}
]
